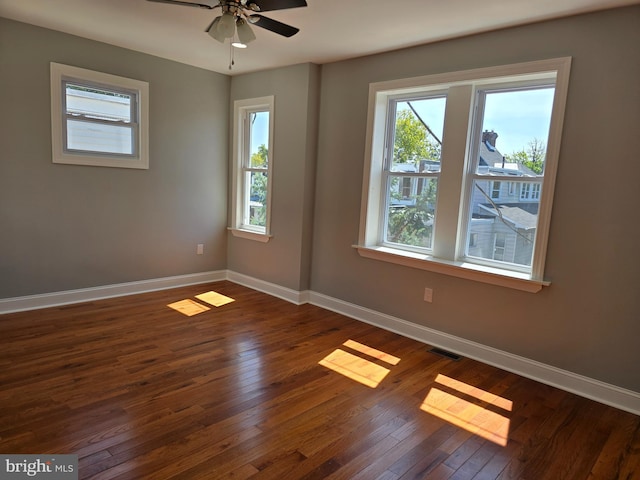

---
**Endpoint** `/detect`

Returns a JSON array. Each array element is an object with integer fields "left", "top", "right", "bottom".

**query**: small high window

[{"left": 50, "top": 63, "right": 149, "bottom": 169}]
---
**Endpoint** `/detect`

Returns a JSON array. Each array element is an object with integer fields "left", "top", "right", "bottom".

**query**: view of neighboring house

[
  {"left": 389, "top": 130, "right": 542, "bottom": 267},
  {"left": 469, "top": 131, "right": 541, "bottom": 266}
]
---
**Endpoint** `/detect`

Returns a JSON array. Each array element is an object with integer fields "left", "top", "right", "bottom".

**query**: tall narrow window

[
  {"left": 493, "top": 232, "right": 506, "bottom": 261},
  {"left": 231, "top": 96, "right": 274, "bottom": 242},
  {"left": 491, "top": 181, "right": 502, "bottom": 199},
  {"left": 50, "top": 63, "right": 149, "bottom": 169}
]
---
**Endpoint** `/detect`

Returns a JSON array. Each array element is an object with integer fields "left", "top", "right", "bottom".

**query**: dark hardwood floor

[{"left": 1, "top": 281, "right": 638, "bottom": 479}]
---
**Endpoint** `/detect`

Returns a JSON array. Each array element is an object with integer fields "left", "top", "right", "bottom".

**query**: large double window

[
  {"left": 357, "top": 58, "right": 571, "bottom": 292},
  {"left": 50, "top": 63, "right": 149, "bottom": 169},
  {"left": 230, "top": 96, "right": 274, "bottom": 242}
]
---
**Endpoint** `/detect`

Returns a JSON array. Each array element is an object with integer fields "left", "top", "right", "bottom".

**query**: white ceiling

[{"left": 0, "top": 0, "right": 637, "bottom": 75}]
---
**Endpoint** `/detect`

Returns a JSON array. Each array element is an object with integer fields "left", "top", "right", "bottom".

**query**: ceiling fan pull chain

[{"left": 229, "top": 41, "right": 235, "bottom": 70}]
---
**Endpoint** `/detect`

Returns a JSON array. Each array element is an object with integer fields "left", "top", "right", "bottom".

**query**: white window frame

[
  {"left": 50, "top": 63, "right": 149, "bottom": 169},
  {"left": 356, "top": 58, "right": 571, "bottom": 292},
  {"left": 230, "top": 96, "right": 275, "bottom": 243}
]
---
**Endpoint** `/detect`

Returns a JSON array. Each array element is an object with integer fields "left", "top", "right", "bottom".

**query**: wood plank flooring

[{"left": 1, "top": 281, "right": 638, "bottom": 479}]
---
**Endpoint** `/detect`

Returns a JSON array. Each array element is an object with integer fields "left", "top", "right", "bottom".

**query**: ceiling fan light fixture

[
  {"left": 207, "top": 17, "right": 225, "bottom": 43},
  {"left": 218, "top": 11, "right": 236, "bottom": 38},
  {"left": 236, "top": 19, "right": 256, "bottom": 45}
]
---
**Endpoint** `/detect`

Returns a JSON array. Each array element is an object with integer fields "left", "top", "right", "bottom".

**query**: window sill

[
  {"left": 229, "top": 228, "right": 272, "bottom": 243},
  {"left": 353, "top": 245, "right": 549, "bottom": 293},
  {"left": 53, "top": 151, "right": 149, "bottom": 170}
]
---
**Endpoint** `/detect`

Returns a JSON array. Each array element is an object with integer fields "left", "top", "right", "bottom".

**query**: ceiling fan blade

[
  {"left": 146, "top": 0, "right": 218, "bottom": 9},
  {"left": 249, "top": 14, "right": 299, "bottom": 37},
  {"left": 252, "top": 0, "right": 307, "bottom": 12}
]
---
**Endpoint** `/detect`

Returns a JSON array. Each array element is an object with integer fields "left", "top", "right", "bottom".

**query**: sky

[
  {"left": 403, "top": 86, "right": 555, "bottom": 157},
  {"left": 250, "top": 111, "right": 269, "bottom": 158},
  {"left": 250, "top": 86, "right": 556, "bottom": 160}
]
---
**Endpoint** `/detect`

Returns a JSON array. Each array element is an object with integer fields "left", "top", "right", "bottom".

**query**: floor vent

[{"left": 428, "top": 347, "right": 461, "bottom": 361}]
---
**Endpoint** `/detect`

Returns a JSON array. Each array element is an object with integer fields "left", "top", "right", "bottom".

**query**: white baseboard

[
  {"left": 2, "top": 270, "right": 638, "bottom": 415},
  {"left": 0, "top": 270, "right": 226, "bottom": 314},
  {"left": 307, "top": 291, "right": 640, "bottom": 416},
  {"left": 226, "top": 271, "right": 310, "bottom": 305}
]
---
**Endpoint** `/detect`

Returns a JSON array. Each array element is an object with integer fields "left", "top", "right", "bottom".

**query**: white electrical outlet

[
  {"left": 196, "top": 244, "right": 204, "bottom": 255},
  {"left": 424, "top": 287, "right": 433, "bottom": 303}
]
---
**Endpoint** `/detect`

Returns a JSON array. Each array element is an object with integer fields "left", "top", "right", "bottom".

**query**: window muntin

[
  {"left": 50, "top": 63, "right": 148, "bottom": 169},
  {"left": 358, "top": 58, "right": 571, "bottom": 289},
  {"left": 231, "top": 96, "right": 274, "bottom": 241}
]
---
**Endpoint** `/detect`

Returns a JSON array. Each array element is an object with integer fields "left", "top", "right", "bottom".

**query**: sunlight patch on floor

[
  {"left": 167, "top": 291, "right": 235, "bottom": 316},
  {"left": 434, "top": 374, "right": 513, "bottom": 411},
  {"left": 342, "top": 339, "right": 401, "bottom": 365},
  {"left": 196, "top": 291, "right": 235, "bottom": 307},
  {"left": 420, "top": 374, "right": 511, "bottom": 446},
  {"left": 167, "top": 299, "right": 211, "bottom": 317},
  {"left": 319, "top": 349, "right": 390, "bottom": 388},
  {"left": 319, "top": 340, "right": 401, "bottom": 388}
]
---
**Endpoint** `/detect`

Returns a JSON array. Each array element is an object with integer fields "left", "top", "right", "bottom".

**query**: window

[
  {"left": 50, "top": 63, "right": 149, "bottom": 169},
  {"left": 230, "top": 96, "right": 274, "bottom": 242},
  {"left": 491, "top": 181, "right": 502, "bottom": 199},
  {"left": 493, "top": 233, "right": 506, "bottom": 261},
  {"left": 520, "top": 182, "right": 541, "bottom": 200},
  {"left": 469, "top": 233, "right": 478, "bottom": 248},
  {"left": 357, "top": 58, "right": 571, "bottom": 292}
]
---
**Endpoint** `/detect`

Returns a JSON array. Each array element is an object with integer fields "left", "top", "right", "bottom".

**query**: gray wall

[
  {"left": 227, "top": 63, "right": 320, "bottom": 291},
  {"left": 311, "top": 6, "right": 640, "bottom": 392},
  {"left": 0, "top": 18, "right": 230, "bottom": 298}
]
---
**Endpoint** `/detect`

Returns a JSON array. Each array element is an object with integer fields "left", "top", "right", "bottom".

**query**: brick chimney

[{"left": 482, "top": 130, "right": 498, "bottom": 147}]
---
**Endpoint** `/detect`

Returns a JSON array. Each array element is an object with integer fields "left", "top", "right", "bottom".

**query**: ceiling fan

[{"left": 147, "top": 0, "right": 307, "bottom": 47}]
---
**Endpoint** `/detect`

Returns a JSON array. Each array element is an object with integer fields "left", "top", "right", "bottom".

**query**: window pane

[
  {"left": 66, "top": 83, "right": 132, "bottom": 123},
  {"left": 475, "top": 87, "right": 554, "bottom": 175},
  {"left": 385, "top": 176, "right": 437, "bottom": 249},
  {"left": 249, "top": 111, "right": 269, "bottom": 168},
  {"left": 466, "top": 86, "right": 554, "bottom": 269},
  {"left": 391, "top": 97, "right": 445, "bottom": 173},
  {"left": 467, "top": 179, "right": 539, "bottom": 266},
  {"left": 66, "top": 119, "right": 133, "bottom": 155},
  {"left": 245, "top": 171, "right": 268, "bottom": 228}
]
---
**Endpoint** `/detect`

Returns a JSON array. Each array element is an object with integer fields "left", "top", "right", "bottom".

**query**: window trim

[
  {"left": 229, "top": 96, "right": 275, "bottom": 242},
  {"left": 50, "top": 63, "right": 149, "bottom": 169},
  {"left": 357, "top": 58, "right": 571, "bottom": 292}
]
